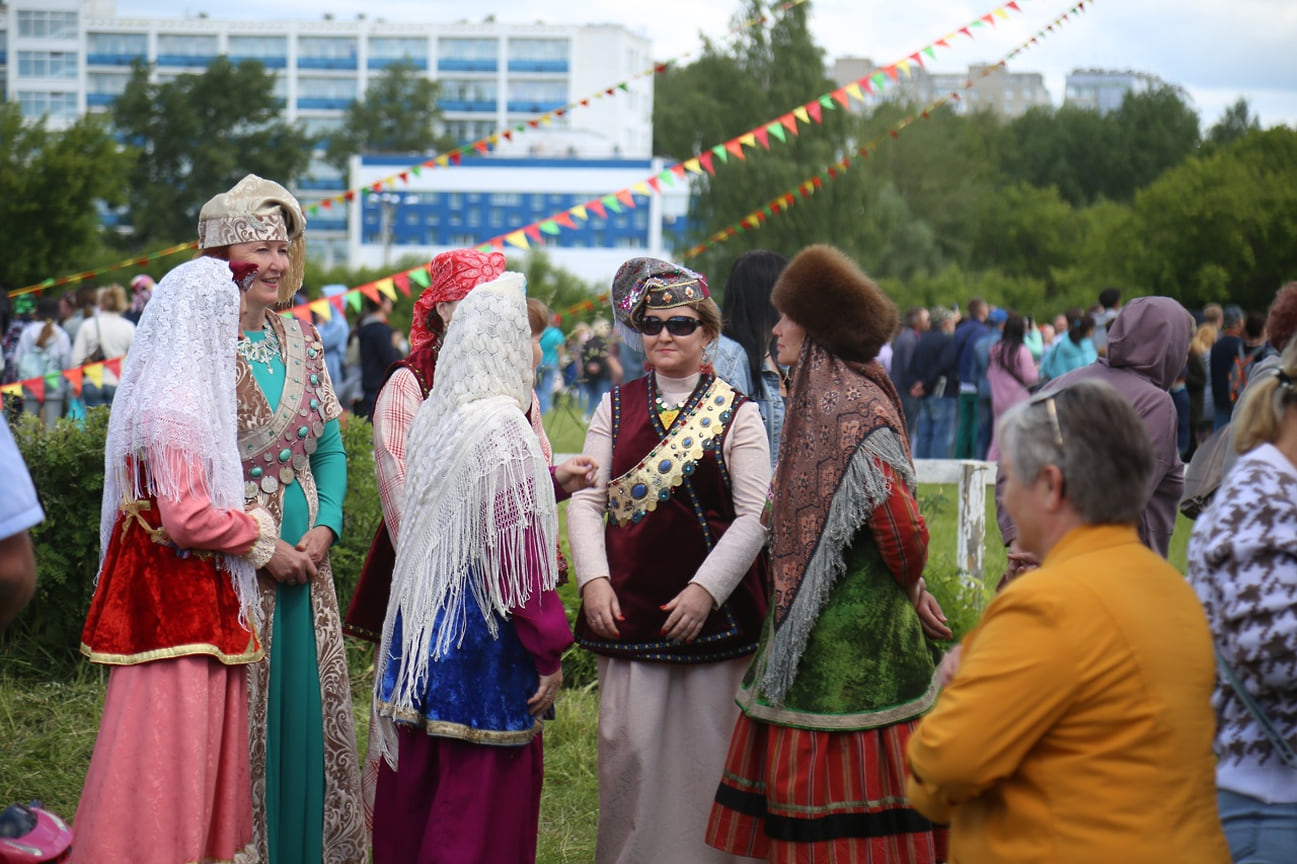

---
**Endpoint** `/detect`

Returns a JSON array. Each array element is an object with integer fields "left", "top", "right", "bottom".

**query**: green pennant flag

[
  {"left": 603, "top": 194, "right": 622, "bottom": 213},
  {"left": 411, "top": 165, "right": 422, "bottom": 177},
  {"left": 347, "top": 292, "right": 363, "bottom": 313},
  {"left": 923, "top": 46, "right": 936, "bottom": 60},
  {"left": 618, "top": 82, "right": 629, "bottom": 92},
  {"left": 409, "top": 268, "right": 431, "bottom": 289},
  {"left": 872, "top": 72, "right": 887, "bottom": 90},
  {"left": 819, "top": 95, "right": 836, "bottom": 110},
  {"left": 712, "top": 144, "right": 728, "bottom": 164},
  {"left": 767, "top": 122, "right": 786, "bottom": 143},
  {"left": 539, "top": 220, "right": 560, "bottom": 236},
  {"left": 659, "top": 170, "right": 676, "bottom": 187},
  {"left": 43, "top": 372, "right": 61, "bottom": 389}
]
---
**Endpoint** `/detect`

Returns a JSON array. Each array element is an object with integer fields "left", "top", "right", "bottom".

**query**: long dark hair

[
  {"left": 992, "top": 312, "right": 1026, "bottom": 368},
  {"left": 1069, "top": 313, "right": 1096, "bottom": 346},
  {"left": 721, "top": 250, "right": 787, "bottom": 391}
]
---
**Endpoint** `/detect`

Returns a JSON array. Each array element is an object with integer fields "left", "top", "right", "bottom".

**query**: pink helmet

[{"left": 0, "top": 803, "right": 72, "bottom": 863}]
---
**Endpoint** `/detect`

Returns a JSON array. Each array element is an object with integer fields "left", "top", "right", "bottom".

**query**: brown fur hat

[{"left": 771, "top": 245, "right": 897, "bottom": 363}]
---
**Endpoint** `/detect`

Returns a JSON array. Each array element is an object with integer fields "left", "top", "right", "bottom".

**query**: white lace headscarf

[
  {"left": 378, "top": 271, "right": 558, "bottom": 759},
  {"left": 99, "top": 256, "right": 260, "bottom": 627}
]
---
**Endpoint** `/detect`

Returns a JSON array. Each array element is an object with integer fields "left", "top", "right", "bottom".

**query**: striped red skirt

[{"left": 706, "top": 712, "right": 948, "bottom": 864}]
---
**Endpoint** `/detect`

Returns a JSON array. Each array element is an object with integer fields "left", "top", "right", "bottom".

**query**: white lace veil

[
  {"left": 378, "top": 271, "right": 558, "bottom": 760},
  {"left": 99, "top": 256, "right": 259, "bottom": 625}
]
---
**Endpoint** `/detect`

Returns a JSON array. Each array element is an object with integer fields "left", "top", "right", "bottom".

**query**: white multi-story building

[
  {"left": 1064, "top": 69, "right": 1162, "bottom": 115},
  {"left": 1, "top": 0, "right": 664, "bottom": 272}
]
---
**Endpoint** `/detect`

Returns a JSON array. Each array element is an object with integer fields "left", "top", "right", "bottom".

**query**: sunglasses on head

[{"left": 639, "top": 316, "right": 703, "bottom": 336}]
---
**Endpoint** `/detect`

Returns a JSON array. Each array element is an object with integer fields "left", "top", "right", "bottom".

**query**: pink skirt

[{"left": 70, "top": 656, "right": 254, "bottom": 864}]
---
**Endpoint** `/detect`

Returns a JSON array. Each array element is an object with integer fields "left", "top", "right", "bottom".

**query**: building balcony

[
  {"left": 86, "top": 93, "right": 117, "bottom": 106},
  {"left": 437, "top": 58, "right": 497, "bottom": 73},
  {"left": 438, "top": 99, "right": 497, "bottom": 112},
  {"left": 297, "top": 97, "right": 352, "bottom": 110},
  {"left": 507, "top": 60, "right": 568, "bottom": 74},
  {"left": 229, "top": 55, "right": 287, "bottom": 69},
  {"left": 156, "top": 54, "right": 219, "bottom": 67},
  {"left": 506, "top": 100, "right": 566, "bottom": 114},
  {"left": 369, "top": 57, "right": 428, "bottom": 70},
  {"left": 85, "top": 52, "right": 145, "bottom": 66},
  {"left": 297, "top": 57, "right": 358, "bottom": 70}
]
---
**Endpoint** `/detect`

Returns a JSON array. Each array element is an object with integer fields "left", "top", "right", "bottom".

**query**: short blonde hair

[
  {"left": 1234, "top": 337, "right": 1297, "bottom": 453},
  {"left": 98, "top": 284, "right": 128, "bottom": 313}
]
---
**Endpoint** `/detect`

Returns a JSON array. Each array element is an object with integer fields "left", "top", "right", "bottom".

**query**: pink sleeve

[
  {"left": 373, "top": 368, "right": 422, "bottom": 543},
  {"left": 153, "top": 452, "right": 259, "bottom": 555},
  {"left": 1017, "top": 346, "right": 1039, "bottom": 386},
  {"left": 513, "top": 586, "right": 573, "bottom": 676}
]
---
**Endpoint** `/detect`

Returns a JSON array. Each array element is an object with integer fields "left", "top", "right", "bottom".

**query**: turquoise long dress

[{"left": 242, "top": 326, "right": 353, "bottom": 863}]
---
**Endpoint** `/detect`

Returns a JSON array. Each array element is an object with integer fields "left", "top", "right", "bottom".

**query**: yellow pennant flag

[
  {"left": 376, "top": 278, "right": 397, "bottom": 301},
  {"left": 435, "top": 155, "right": 451, "bottom": 168},
  {"left": 846, "top": 82, "right": 864, "bottom": 102},
  {"left": 310, "top": 299, "right": 332, "bottom": 320},
  {"left": 0, "top": 383, "right": 20, "bottom": 397},
  {"left": 739, "top": 133, "right": 757, "bottom": 149},
  {"left": 994, "top": 7, "right": 1009, "bottom": 19},
  {"left": 505, "top": 230, "right": 530, "bottom": 250},
  {"left": 683, "top": 158, "right": 703, "bottom": 175},
  {"left": 572, "top": 205, "right": 589, "bottom": 221},
  {"left": 632, "top": 182, "right": 651, "bottom": 197},
  {"left": 85, "top": 363, "right": 106, "bottom": 389},
  {"left": 793, "top": 106, "right": 810, "bottom": 125},
  {"left": 897, "top": 58, "right": 912, "bottom": 77}
]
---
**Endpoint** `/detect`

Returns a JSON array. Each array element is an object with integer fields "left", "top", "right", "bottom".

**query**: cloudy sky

[{"left": 114, "top": 0, "right": 1297, "bottom": 127}]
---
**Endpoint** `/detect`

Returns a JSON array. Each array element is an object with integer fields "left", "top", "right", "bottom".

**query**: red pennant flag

[
  {"left": 105, "top": 357, "right": 123, "bottom": 377},
  {"left": 292, "top": 305, "right": 312, "bottom": 322},
  {"left": 981, "top": 13, "right": 995, "bottom": 25},
  {"left": 524, "top": 224, "right": 542, "bottom": 242},
  {"left": 936, "top": 38, "right": 950, "bottom": 48},
  {"left": 399, "top": 172, "right": 409, "bottom": 183},
  {"left": 394, "top": 273, "right": 411, "bottom": 296},
  {"left": 812, "top": 177, "right": 823, "bottom": 189},
  {"left": 528, "top": 120, "right": 539, "bottom": 128},
  {"left": 862, "top": 78, "right": 874, "bottom": 95},
  {"left": 64, "top": 367, "right": 84, "bottom": 398},
  {"left": 474, "top": 141, "right": 490, "bottom": 154},
  {"left": 960, "top": 26, "right": 972, "bottom": 37},
  {"left": 555, "top": 109, "right": 566, "bottom": 117},
  {"left": 589, "top": 200, "right": 607, "bottom": 219},
  {"left": 699, "top": 152, "right": 715, "bottom": 175},
  {"left": 370, "top": 182, "right": 383, "bottom": 193},
  {"left": 827, "top": 166, "right": 838, "bottom": 179},
  {"left": 754, "top": 127, "right": 770, "bottom": 149},
  {"left": 134, "top": 257, "right": 150, "bottom": 267},
  {"left": 27, "top": 378, "right": 44, "bottom": 403},
  {"left": 780, "top": 114, "right": 798, "bottom": 135},
  {"left": 605, "top": 87, "right": 615, "bottom": 96},
  {"left": 555, "top": 212, "right": 577, "bottom": 229},
  {"left": 580, "top": 99, "right": 590, "bottom": 107},
  {"left": 884, "top": 66, "right": 900, "bottom": 82},
  {"left": 321, "top": 198, "right": 333, "bottom": 209},
  {"left": 616, "top": 189, "right": 636, "bottom": 208},
  {"left": 910, "top": 52, "right": 925, "bottom": 68},
  {"left": 330, "top": 294, "right": 346, "bottom": 313},
  {"left": 450, "top": 153, "right": 462, "bottom": 165},
  {"left": 361, "top": 285, "right": 381, "bottom": 305},
  {"left": 755, "top": 211, "right": 767, "bottom": 224},
  {"left": 648, "top": 177, "right": 662, "bottom": 195},
  {"left": 922, "top": 110, "right": 931, "bottom": 120},
  {"left": 725, "top": 140, "right": 745, "bottom": 160},
  {"left": 1007, "top": 0, "right": 1021, "bottom": 9},
  {"left": 503, "top": 130, "right": 513, "bottom": 141},
  {"left": 655, "top": 63, "right": 668, "bottom": 74},
  {"left": 831, "top": 88, "right": 850, "bottom": 108},
  {"left": 807, "top": 101, "right": 823, "bottom": 124},
  {"left": 670, "top": 164, "right": 687, "bottom": 180}
]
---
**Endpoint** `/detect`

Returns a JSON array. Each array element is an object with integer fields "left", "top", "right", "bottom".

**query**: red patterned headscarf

[{"left": 410, "top": 249, "right": 508, "bottom": 352}]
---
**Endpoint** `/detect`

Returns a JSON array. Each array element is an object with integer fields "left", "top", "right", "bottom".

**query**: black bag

[{"left": 1179, "top": 425, "right": 1231, "bottom": 520}]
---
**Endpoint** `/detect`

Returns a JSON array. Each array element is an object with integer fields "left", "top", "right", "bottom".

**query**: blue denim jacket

[{"left": 714, "top": 335, "right": 784, "bottom": 470}]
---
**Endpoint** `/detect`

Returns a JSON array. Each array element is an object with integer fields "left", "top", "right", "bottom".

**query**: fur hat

[
  {"left": 771, "top": 245, "right": 897, "bottom": 363},
  {"left": 197, "top": 174, "right": 306, "bottom": 303}
]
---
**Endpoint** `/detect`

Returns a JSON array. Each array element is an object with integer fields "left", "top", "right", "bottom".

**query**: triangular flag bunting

[
  {"left": 712, "top": 143, "right": 728, "bottom": 164},
  {"left": 846, "top": 82, "right": 864, "bottom": 103},
  {"left": 393, "top": 273, "right": 411, "bottom": 296},
  {"left": 793, "top": 106, "right": 810, "bottom": 125},
  {"left": 781, "top": 113, "right": 799, "bottom": 135},
  {"left": 105, "top": 358, "right": 123, "bottom": 377},
  {"left": 346, "top": 292, "right": 362, "bottom": 313},
  {"left": 767, "top": 122, "right": 786, "bottom": 143},
  {"left": 524, "top": 224, "right": 543, "bottom": 242},
  {"left": 539, "top": 220, "right": 561, "bottom": 236},
  {"left": 994, "top": 7, "right": 1009, "bottom": 20},
  {"left": 831, "top": 88, "right": 850, "bottom": 108},
  {"left": 754, "top": 127, "right": 770, "bottom": 149},
  {"left": 683, "top": 158, "right": 704, "bottom": 174},
  {"left": 555, "top": 212, "right": 577, "bottom": 229},
  {"left": 505, "top": 230, "right": 530, "bottom": 250},
  {"left": 64, "top": 367, "right": 84, "bottom": 397},
  {"left": 632, "top": 182, "right": 651, "bottom": 197},
  {"left": 648, "top": 176, "right": 662, "bottom": 194},
  {"left": 897, "top": 59, "right": 912, "bottom": 77},
  {"left": 572, "top": 205, "right": 589, "bottom": 221},
  {"left": 84, "top": 364, "right": 105, "bottom": 389},
  {"left": 409, "top": 267, "right": 431, "bottom": 289},
  {"left": 376, "top": 278, "right": 397, "bottom": 301},
  {"left": 807, "top": 101, "right": 822, "bottom": 124},
  {"left": 725, "top": 140, "right": 746, "bottom": 160},
  {"left": 603, "top": 194, "right": 622, "bottom": 214},
  {"left": 0, "top": 383, "right": 20, "bottom": 397},
  {"left": 589, "top": 200, "right": 607, "bottom": 219},
  {"left": 615, "top": 189, "right": 636, "bottom": 209},
  {"left": 310, "top": 299, "right": 331, "bottom": 320},
  {"left": 27, "top": 378, "right": 44, "bottom": 403},
  {"left": 698, "top": 152, "right": 715, "bottom": 175},
  {"left": 360, "top": 284, "right": 381, "bottom": 305}
]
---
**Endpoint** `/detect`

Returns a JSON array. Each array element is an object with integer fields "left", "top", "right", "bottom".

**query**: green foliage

[
  {"left": 0, "top": 106, "right": 128, "bottom": 290},
  {"left": 325, "top": 60, "right": 457, "bottom": 172},
  {"left": 332, "top": 415, "right": 382, "bottom": 622},
  {"left": 112, "top": 58, "right": 316, "bottom": 245},
  {"left": 1, "top": 411, "right": 111, "bottom": 668},
  {"left": 507, "top": 250, "right": 603, "bottom": 327}
]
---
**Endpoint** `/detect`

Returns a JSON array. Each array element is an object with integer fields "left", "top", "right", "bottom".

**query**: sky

[{"left": 112, "top": 0, "right": 1297, "bottom": 128}]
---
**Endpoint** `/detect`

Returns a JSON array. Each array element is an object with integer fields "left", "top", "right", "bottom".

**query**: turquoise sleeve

[{"left": 310, "top": 418, "right": 347, "bottom": 541}]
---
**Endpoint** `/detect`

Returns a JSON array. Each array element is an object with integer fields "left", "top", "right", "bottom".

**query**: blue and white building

[{"left": 1064, "top": 69, "right": 1162, "bottom": 115}]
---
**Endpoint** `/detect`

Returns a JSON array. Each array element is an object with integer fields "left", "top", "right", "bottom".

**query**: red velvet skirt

[
  {"left": 707, "top": 712, "right": 948, "bottom": 864},
  {"left": 81, "top": 501, "right": 262, "bottom": 665}
]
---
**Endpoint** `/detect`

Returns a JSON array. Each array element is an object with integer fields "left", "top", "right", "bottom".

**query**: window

[
  {"left": 508, "top": 39, "right": 567, "bottom": 63},
  {"left": 492, "top": 193, "right": 521, "bottom": 207},
  {"left": 439, "top": 38, "right": 497, "bottom": 61},
  {"left": 298, "top": 116, "right": 346, "bottom": 137},
  {"left": 298, "top": 37, "right": 357, "bottom": 60},
  {"left": 87, "top": 33, "right": 147, "bottom": 58},
  {"left": 88, "top": 72, "right": 131, "bottom": 94},
  {"left": 17, "top": 11, "right": 77, "bottom": 39},
  {"left": 157, "top": 34, "right": 218, "bottom": 57},
  {"left": 228, "top": 35, "right": 287, "bottom": 58},
  {"left": 489, "top": 211, "right": 504, "bottom": 227},
  {"left": 447, "top": 194, "right": 463, "bottom": 209},
  {"left": 440, "top": 79, "right": 497, "bottom": 103},
  {"left": 298, "top": 77, "right": 358, "bottom": 100},
  {"left": 369, "top": 37, "right": 427, "bottom": 60},
  {"left": 17, "top": 52, "right": 77, "bottom": 78},
  {"left": 507, "top": 80, "right": 566, "bottom": 111},
  {"left": 466, "top": 210, "right": 481, "bottom": 228},
  {"left": 18, "top": 90, "right": 78, "bottom": 118}
]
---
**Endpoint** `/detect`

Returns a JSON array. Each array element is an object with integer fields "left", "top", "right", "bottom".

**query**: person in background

[
  {"left": 1022, "top": 315, "right": 1043, "bottom": 362},
  {"left": 891, "top": 306, "right": 930, "bottom": 436},
  {"left": 125, "top": 274, "right": 155, "bottom": 325},
  {"left": 71, "top": 283, "right": 136, "bottom": 409},
  {"left": 608, "top": 262, "right": 655, "bottom": 387},
  {"left": 564, "top": 321, "right": 591, "bottom": 396},
  {"left": 578, "top": 319, "right": 618, "bottom": 420},
  {"left": 0, "top": 416, "right": 41, "bottom": 631},
  {"left": 1039, "top": 311, "right": 1096, "bottom": 383},
  {"left": 537, "top": 312, "right": 567, "bottom": 414},
  {"left": 1203, "top": 302, "right": 1225, "bottom": 332},
  {"left": 1091, "top": 286, "right": 1122, "bottom": 356},
  {"left": 1210, "top": 305, "right": 1247, "bottom": 430},
  {"left": 1185, "top": 322, "right": 1216, "bottom": 461},
  {"left": 985, "top": 312, "right": 1038, "bottom": 461},
  {"left": 1188, "top": 337, "right": 1297, "bottom": 862},
  {"left": 909, "top": 379, "right": 1229, "bottom": 863},
  {"left": 1222, "top": 282, "right": 1297, "bottom": 476},
  {"left": 1038, "top": 321, "right": 1057, "bottom": 355},
  {"left": 713, "top": 249, "right": 788, "bottom": 470},
  {"left": 911, "top": 305, "right": 959, "bottom": 459},
  {"left": 967, "top": 307, "right": 1008, "bottom": 460},
  {"left": 316, "top": 284, "right": 351, "bottom": 401},
  {"left": 13, "top": 295, "right": 72, "bottom": 427},
  {"left": 954, "top": 298, "right": 991, "bottom": 459},
  {"left": 61, "top": 283, "right": 97, "bottom": 346},
  {"left": 198, "top": 174, "right": 365, "bottom": 863},
  {"left": 355, "top": 293, "right": 403, "bottom": 420}
]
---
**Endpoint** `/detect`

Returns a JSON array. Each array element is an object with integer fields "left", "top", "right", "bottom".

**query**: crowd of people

[{"left": 1, "top": 170, "right": 1292, "bottom": 864}]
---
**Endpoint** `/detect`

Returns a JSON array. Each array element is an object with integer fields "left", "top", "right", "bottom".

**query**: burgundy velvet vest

[
  {"left": 344, "top": 345, "right": 440, "bottom": 642},
  {"left": 574, "top": 374, "right": 768, "bottom": 663}
]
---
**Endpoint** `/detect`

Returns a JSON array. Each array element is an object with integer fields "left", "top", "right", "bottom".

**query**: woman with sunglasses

[
  {"left": 568, "top": 258, "right": 770, "bottom": 863},
  {"left": 907, "top": 379, "right": 1229, "bottom": 862},
  {"left": 707, "top": 245, "right": 949, "bottom": 863}
]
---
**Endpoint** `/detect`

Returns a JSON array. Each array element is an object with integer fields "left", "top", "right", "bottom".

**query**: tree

[
  {"left": 0, "top": 104, "right": 128, "bottom": 290},
  {"left": 1205, "top": 98, "right": 1260, "bottom": 150},
  {"left": 325, "top": 60, "right": 457, "bottom": 172},
  {"left": 112, "top": 58, "right": 315, "bottom": 245},
  {"left": 1109, "top": 86, "right": 1201, "bottom": 198}
]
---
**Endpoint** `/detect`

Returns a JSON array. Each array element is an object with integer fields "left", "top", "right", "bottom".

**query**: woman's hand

[
  {"left": 555, "top": 455, "right": 599, "bottom": 494},
  {"left": 908, "top": 578, "right": 953, "bottom": 640},
  {"left": 936, "top": 644, "right": 963, "bottom": 687},
  {"left": 263, "top": 539, "right": 317, "bottom": 585},
  {"left": 660, "top": 583, "right": 715, "bottom": 643},
  {"left": 295, "top": 525, "right": 335, "bottom": 567},
  {"left": 528, "top": 669, "right": 563, "bottom": 717},
  {"left": 581, "top": 577, "right": 623, "bottom": 639},
  {"left": 998, "top": 540, "right": 1040, "bottom": 592}
]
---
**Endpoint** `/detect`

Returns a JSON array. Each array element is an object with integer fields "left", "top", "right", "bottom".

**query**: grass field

[{"left": 0, "top": 401, "right": 1200, "bottom": 862}]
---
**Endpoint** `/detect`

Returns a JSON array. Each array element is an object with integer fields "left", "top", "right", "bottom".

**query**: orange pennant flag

[{"left": 64, "top": 367, "right": 84, "bottom": 397}]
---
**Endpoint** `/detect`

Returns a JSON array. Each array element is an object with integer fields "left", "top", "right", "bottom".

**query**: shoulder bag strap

[{"left": 1216, "top": 646, "right": 1297, "bottom": 768}]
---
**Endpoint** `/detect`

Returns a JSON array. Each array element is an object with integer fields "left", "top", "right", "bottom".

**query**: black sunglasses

[{"left": 640, "top": 316, "right": 703, "bottom": 336}]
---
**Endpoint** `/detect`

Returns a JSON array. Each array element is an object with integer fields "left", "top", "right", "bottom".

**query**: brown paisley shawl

[
  {"left": 761, "top": 340, "right": 917, "bottom": 704},
  {"left": 236, "top": 310, "right": 367, "bottom": 863}
]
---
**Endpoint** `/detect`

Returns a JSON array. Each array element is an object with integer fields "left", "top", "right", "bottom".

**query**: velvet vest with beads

[{"left": 574, "top": 373, "right": 767, "bottom": 663}]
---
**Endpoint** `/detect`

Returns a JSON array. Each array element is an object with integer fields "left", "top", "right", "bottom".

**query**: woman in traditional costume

[
  {"left": 706, "top": 244, "right": 949, "bottom": 863},
  {"left": 567, "top": 259, "right": 771, "bottom": 863},
  {"left": 370, "top": 272, "right": 592, "bottom": 863},
  {"left": 73, "top": 257, "right": 303, "bottom": 864},
  {"left": 197, "top": 175, "right": 366, "bottom": 864}
]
